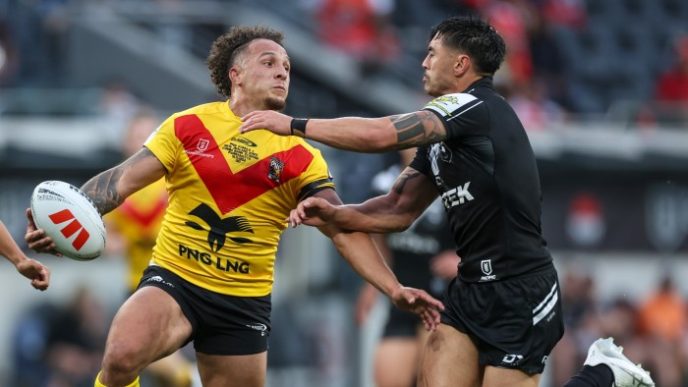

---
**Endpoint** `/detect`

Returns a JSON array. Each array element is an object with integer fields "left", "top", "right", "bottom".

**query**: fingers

[
  {"left": 25, "top": 208, "right": 37, "bottom": 231},
  {"left": 288, "top": 210, "right": 303, "bottom": 228},
  {"left": 31, "top": 266, "right": 50, "bottom": 291},
  {"left": 26, "top": 231, "right": 56, "bottom": 252}
]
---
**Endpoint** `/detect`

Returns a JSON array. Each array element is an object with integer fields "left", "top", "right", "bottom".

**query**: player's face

[
  {"left": 421, "top": 35, "right": 459, "bottom": 97},
  {"left": 236, "top": 39, "right": 291, "bottom": 110}
]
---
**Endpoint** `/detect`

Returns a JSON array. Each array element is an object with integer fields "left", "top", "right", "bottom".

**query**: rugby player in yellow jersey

[
  {"left": 25, "top": 26, "right": 444, "bottom": 387},
  {"left": 105, "top": 111, "right": 192, "bottom": 387}
]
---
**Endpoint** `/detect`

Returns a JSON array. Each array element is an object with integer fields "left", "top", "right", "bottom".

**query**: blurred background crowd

[{"left": 1, "top": 0, "right": 688, "bottom": 386}]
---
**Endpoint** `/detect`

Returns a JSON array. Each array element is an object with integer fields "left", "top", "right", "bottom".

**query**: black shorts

[
  {"left": 441, "top": 266, "right": 564, "bottom": 374},
  {"left": 382, "top": 305, "right": 420, "bottom": 338},
  {"left": 137, "top": 265, "right": 271, "bottom": 355}
]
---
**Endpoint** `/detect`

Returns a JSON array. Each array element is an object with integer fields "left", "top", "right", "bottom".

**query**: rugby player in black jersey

[{"left": 241, "top": 15, "right": 654, "bottom": 387}]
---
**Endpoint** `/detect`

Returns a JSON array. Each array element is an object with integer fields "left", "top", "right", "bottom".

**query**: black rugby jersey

[{"left": 410, "top": 77, "right": 552, "bottom": 283}]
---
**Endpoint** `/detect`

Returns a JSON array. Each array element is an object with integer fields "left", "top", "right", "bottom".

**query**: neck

[
  {"left": 228, "top": 97, "right": 257, "bottom": 118},
  {"left": 455, "top": 73, "right": 484, "bottom": 93}
]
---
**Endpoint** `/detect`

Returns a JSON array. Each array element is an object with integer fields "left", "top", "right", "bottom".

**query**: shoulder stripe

[
  {"left": 447, "top": 100, "right": 484, "bottom": 121},
  {"left": 174, "top": 114, "right": 314, "bottom": 214},
  {"left": 423, "top": 93, "right": 478, "bottom": 118},
  {"left": 298, "top": 178, "right": 335, "bottom": 201}
]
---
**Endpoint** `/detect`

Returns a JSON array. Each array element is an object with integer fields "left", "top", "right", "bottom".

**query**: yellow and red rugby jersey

[
  {"left": 106, "top": 178, "right": 167, "bottom": 292},
  {"left": 145, "top": 102, "right": 334, "bottom": 297}
]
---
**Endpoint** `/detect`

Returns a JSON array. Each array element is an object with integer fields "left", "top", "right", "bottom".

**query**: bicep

[
  {"left": 389, "top": 111, "right": 447, "bottom": 149},
  {"left": 118, "top": 148, "right": 167, "bottom": 196}
]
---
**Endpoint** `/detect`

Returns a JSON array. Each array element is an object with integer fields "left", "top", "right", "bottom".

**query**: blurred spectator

[
  {"left": 540, "top": 0, "right": 586, "bottom": 29},
  {"left": 0, "top": 19, "right": 19, "bottom": 86},
  {"left": 9, "top": 0, "right": 70, "bottom": 86},
  {"left": 482, "top": 0, "right": 536, "bottom": 86},
  {"left": 315, "top": 0, "right": 400, "bottom": 73},
  {"left": 99, "top": 80, "right": 140, "bottom": 124},
  {"left": 634, "top": 275, "right": 686, "bottom": 387},
  {"left": 637, "top": 275, "right": 686, "bottom": 342},
  {"left": 12, "top": 287, "right": 108, "bottom": 387},
  {"left": 507, "top": 79, "right": 567, "bottom": 131},
  {"left": 44, "top": 287, "right": 107, "bottom": 387},
  {"left": 651, "top": 35, "right": 688, "bottom": 125},
  {"left": 655, "top": 36, "right": 688, "bottom": 105}
]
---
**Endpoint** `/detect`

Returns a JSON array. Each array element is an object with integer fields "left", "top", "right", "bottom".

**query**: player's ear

[
  {"left": 229, "top": 65, "right": 242, "bottom": 86},
  {"left": 454, "top": 54, "right": 470, "bottom": 77}
]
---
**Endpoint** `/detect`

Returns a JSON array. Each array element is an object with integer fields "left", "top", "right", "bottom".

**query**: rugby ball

[{"left": 30, "top": 180, "right": 106, "bottom": 261}]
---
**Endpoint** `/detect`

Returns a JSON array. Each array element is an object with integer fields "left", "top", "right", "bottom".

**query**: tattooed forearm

[
  {"left": 81, "top": 168, "right": 124, "bottom": 216},
  {"left": 391, "top": 111, "right": 445, "bottom": 148},
  {"left": 392, "top": 169, "right": 423, "bottom": 195},
  {"left": 80, "top": 149, "right": 156, "bottom": 215}
]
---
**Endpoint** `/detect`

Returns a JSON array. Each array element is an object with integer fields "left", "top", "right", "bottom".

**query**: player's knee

[{"left": 102, "top": 342, "right": 146, "bottom": 376}]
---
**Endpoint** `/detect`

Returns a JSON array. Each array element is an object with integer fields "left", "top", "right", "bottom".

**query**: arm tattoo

[
  {"left": 81, "top": 168, "right": 124, "bottom": 216},
  {"left": 392, "top": 169, "right": 423, "bottom": 195},
  {"left": 391, "top": 111, "right": 445, "bottom": 148},
  {"left": 81, "top": 149, "right": 153, "bottom": 215}
]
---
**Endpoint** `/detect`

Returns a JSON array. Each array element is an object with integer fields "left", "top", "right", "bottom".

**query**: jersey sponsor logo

[
  {"left": 245, "top": 323, "right": 268, "bottom": 336},
  {"left": 145, "top": 275, "right": 175, "bottom": 288},
  {"left": 223, "top": 142, "right": 259, "bottom": 163},
  {"left": 48, "top": 209, "right": 90, "bottom": 251},
  {"left": 480, "top": 259, "right": 497, "bottom": 281},
  {"left": 440, "top": 182, "right": 474, "bottom": 209},
  {"left": 423, "top": 93, "right": 478, "bottom": 117},
  {"left": 178, "top": 243, "right": 250, "bottom": 274},
  {"left": 175, "top": 114, "right": 314, "bottom": 214},
  {"left": 184, "top": 203, "right": 254, "bottom": 251},
  {"left": 184, "top": 138, "right": 215, "bottom": 158},
  {"left": 501, "top": 354, "right": 524, "bottom": 365},
  {"left": 231, "top": 135, "right": 258, "bottom": 147}
]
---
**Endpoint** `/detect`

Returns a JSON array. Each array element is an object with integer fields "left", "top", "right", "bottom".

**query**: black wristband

[{"left": 290, "top": 118, "right": 309, "bottom": 137}]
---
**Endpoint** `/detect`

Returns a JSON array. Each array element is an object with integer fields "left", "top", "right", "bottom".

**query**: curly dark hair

[
  {"left": 429, "top": 16, "right": 506, "bottom": 75},
  {"left": 207, "top": 26, "right": 284, "bottom": 98}
]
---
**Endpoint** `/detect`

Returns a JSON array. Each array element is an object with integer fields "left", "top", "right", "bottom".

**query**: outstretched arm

[
  {"left": 290, "top": 166, "right": 438, "bottom": 233},
  {"left": 25, "top": 148, "right": 166, "bottom": 253},
  {"left": 0, "top": 221, "right": 50, "bottom": 290},
  {"left": 240, "top": 110, "right": 447, "bottom": 152},
  {"left": 311, "top": 188, "right": 444, "bottom": 330}
]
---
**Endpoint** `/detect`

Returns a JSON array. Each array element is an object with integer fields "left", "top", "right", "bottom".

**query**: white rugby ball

[{"left": 30, "top": 180, "right": 106, "bottom": 261}]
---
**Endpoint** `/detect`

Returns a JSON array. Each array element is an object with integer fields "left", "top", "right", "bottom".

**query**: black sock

[{"left": 563, "top": 365, "right": 615, "bottom": 387}]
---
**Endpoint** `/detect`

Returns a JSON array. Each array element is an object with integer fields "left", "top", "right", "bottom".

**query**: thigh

[
  {"left": 482, "top": 366, "right": 540, "bottom": 387},
  {"left": 417, "top": 324, "right": 481, "bottom": 387},
  {"left": 105, "top": 286, "right": 193, "bottom": 366},
  {"left": 196, "top": 351, "right": 267, "bottom": 387},
  {"left": 375, "top": 337, "right": 419, "bottom": 387}
]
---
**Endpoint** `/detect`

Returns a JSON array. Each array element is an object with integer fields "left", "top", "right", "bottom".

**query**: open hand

[
  {"left": 390, "top": 286, "right": 445, "bottom": 331},
  {"left": 241, "top": 110, "right": 293, "bottom": 135}
]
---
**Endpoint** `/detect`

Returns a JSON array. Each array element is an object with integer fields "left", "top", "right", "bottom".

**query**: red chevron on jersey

[
  {"left": 175, "top": 114, "right": 314, "bottom": 215},
  {"left": 119, "top": 196, "right": 167, "bottom": 227}
]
